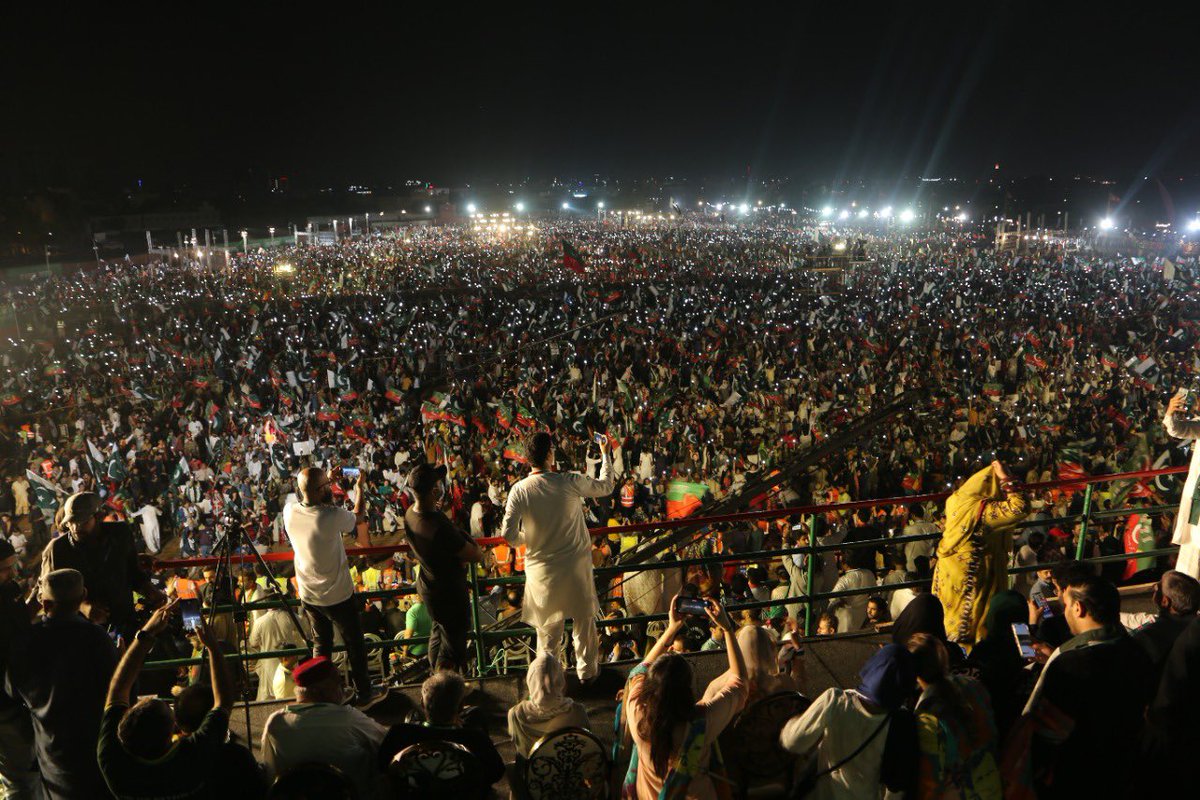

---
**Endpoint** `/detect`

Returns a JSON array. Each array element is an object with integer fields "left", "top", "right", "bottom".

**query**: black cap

[{"left": 408, "top": 463, "right": 447, "bottom": 494}]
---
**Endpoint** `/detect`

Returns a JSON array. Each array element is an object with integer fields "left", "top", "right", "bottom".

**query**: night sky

[{"left": 5, "top": 3, "right": 1199, "bottom": 193}]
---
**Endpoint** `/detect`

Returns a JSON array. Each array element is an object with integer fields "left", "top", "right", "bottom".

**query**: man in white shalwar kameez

[
  {"left": 501, "top": 432, "right": 614, "bottom": 681},
  {"left": 1163, "top": 391, "right": 1200, "bottom": 579}
]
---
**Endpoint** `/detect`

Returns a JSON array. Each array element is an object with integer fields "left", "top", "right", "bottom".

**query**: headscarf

[
  {"left": 856, "top": 644, "right": 916, "bottom": 711},
  {"left": 892, "top": 592, "right": 948, "bottom": 646},
  {"left": 523, "top": 654, "right": 574, "bottom": 722},
  {"left": 978, "top": 590, "right": 1027, "bottom": 648}
]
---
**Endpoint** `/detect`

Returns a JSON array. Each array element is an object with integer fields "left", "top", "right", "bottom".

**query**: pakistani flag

[
  {"left": 562, "top": 239, "right": 587, "bottom": 276},
  {"left": 171, "top": 455, "right": 191, "bottom": 485},
  {"left": 502, "top": 441, "right": 528, "bottom": 463},
  {"left": 666, "top": 480, "right": 708, "bottom": 520},
  {"left": 26, "top": 470, "right": 62, "bottom": 518},
  {"left": 106, "top": 456, "right": 128, "bottom": 482}
]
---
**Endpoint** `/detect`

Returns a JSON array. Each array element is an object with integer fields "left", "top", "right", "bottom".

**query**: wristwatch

[{"left": 135, "top": 629, "right": 156, "bottom": 645}]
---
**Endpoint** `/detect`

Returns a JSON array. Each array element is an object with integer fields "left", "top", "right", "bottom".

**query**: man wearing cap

[
  {"left": 283, "top": 467, "right": 373, "bottom": 704},
  {"left": 402, "top": 462, "right": 483, "bottom": 671},
  {"left": 6, "top": 568, "right": 118, "bottom": 799},
  {"left": 261, "top": 655, "right": 388, "bottom": 800},
  {"left": 501, "top": 431, "right": 614, "bottom": 683},
  {"left": 0, "top": 538, "right": 39, "bottom": 798},
  {"left": 39, "top": 492, "right": 163, "bottom": 639}
]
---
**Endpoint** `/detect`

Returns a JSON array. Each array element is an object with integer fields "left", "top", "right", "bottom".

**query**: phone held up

[
  {"left": 1012, "top": 622, "right": 1036, "bottom": 660},
  {"left": 179, "top": 598, "right": 201, "bottom": 632},
  {"left": 341, "top": 466, "right": 360, "bottom": 478},
  {"left": 676, "top": 596, "right": 709, "bottom": 617}
]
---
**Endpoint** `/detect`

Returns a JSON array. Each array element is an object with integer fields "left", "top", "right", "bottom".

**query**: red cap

[{"left": 292, "top": 656, "right": 337, "bottom": 688}]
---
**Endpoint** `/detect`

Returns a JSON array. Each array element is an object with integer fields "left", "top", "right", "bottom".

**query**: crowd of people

[{"left": 1, "top": 218, "right": 1199, "bottom": 796}]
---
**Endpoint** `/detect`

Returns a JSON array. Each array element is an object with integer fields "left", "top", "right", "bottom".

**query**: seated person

[
  {"left": 261, "top": 656, "right": 388, "bottom": 800},
  {"left": 507, "top": 655, "right": 590, "bottom": 759},
  {"left": 379, "top": 670, "right": 505, "bottom": 788},
  {"left": 703, "top": 625, "right": 801, "bottom": 705},
  {"left": 174, "top": 684, "right": 266, "bottom": 798}
]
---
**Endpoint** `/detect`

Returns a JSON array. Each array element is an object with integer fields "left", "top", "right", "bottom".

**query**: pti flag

[
  {"left": 666, "top": 480, "right": 708, "bottom": 520},
  {"left": 1123, "top": 513, "right": 1156, "bottom": 580},
  {"left": 562, "top": 240, "right": 587, "bottom": 276}
]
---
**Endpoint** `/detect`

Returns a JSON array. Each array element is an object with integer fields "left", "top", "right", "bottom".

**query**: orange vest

[
  {"left": 514, "top": 545, "right": 527, "bottom": 572},
  {"left": 174, "top": 578, "right": 200, "bottom": 600},
  {"left": 493, "top": 544, "right": 513, "bottom": 576}
]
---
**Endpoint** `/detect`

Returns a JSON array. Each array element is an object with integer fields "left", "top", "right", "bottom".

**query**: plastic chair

[
  {"left": 389, "top": 740, "right": 484, "bottom": 800},
  {"left": 267, "top": 762, "right": 356, "bottom": 799},
  {"left": 719, "top": 691, "right": 812, "bottom": 799},
  {"left": 525, "top": 726, "right": 610, "bottom": 800},
  {"left": 363, "top": 632, "right": 385, "bottom": 679}
]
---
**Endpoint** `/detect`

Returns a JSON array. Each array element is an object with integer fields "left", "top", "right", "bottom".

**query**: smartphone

[
  {"left": 676, "top": 596, "right": 709, "bottom": 617},
  {"left": 179, "top": 598, "right": 201, "bottom": 631},
  {"left": 1012, "top": 622, "right": 1036, "bottom": 660},
  {"left": 1033, "top": 595, "right": 1054, "bottom": 620},
  {"left": 341, "top": 466, "right": 360, "bottom": 478},
  {"left": 594, "top": 432, "right": 607, "bottom": 445}
]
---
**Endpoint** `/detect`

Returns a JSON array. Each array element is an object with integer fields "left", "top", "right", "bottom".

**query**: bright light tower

[
  {"left": 240, "top": 230, "right": 248, "bottom": 251},
  {"left": 956, "top": 212, "right": 968, "bottom": 222},
  {"left": 1100, "top": 217, "right": 1115, "bottom": 231},
  {"left": 857, "top": 209, "right": 868, "bottom": 219},
  {"left": 899, "top": 208, "right": 916, "bottom": 223},
  {"left": 1188, "top": 218, "right": 1200, "bottom": 232},
  {"left": 838, "top": 209, "right": 850, "bottom": 221},
  {"left": 269, "top": 226, "right": 275, "bottom": 245},
  {"left": 598, "top": 201, "right": 605, "bottom": 209},
  {"left": 466, "top": 203, "right": 477, "bottom": 214},
  {"left": 515, "top": 201, "right": 525, "bottom": 212},
  {"left": 424, "top": 206, "right": 431, "bottom": 213},
  {"left": 821, "top": 206, "right": 833, "bottom": 217},
  {"left": 881, "top": 206, "right": 893, "bottom": 218},
  {"left": 561, "top": 202, "right": 570, "bottom": 210},
  {"left": 739, "top": 203, "right": 749, "bottom": 214}
]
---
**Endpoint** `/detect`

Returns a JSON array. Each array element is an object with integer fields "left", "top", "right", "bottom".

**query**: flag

[
  {"left": 1023, "top": 353, "right": 1047, "bottom": 369},
  {"left": 1123, "top": 513, "right": 1156, "bottom": 579},
  {"left": 562, "top": 240, "right": 587, "bottom": 276},
  {"left": 171, "top": 455, "right": 191, "bottom": 485},
  {"left": 43, "top": 362, "right": 65, "bottom": 377},
  {"left": 384, "top": 381, "right": 403, "bottom": 404},
  {"left": 106, "top": 456, "right": 128, "bottom": 482},
  {"left": 982, "top": 383, "right": 1003, "bottom": 399},
  {"left": 666, "top": 480, "right": 708, "bottom": 519},
  {"left": 496, "top": 405, "right": 515, "bottom": 430},
  {"left": 316, "top": 404, "right": 341, "bottom": 422},
  {"left": 26, "top": 470, "right": 62, "bottom": 516},
  {"left": 0, "top": 392, "right": 20, "bottom": 407},
  {"left": 502, "top": 441, "right": 528, "bottom": 463}
]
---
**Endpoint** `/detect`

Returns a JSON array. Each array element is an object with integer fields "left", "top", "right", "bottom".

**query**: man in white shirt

[
  {"left": 261, "top": 656, "right": 386, "bottom": 799},
  {"left": 283, "top": 467, "right": 373, "bottom": 704},
  {"left": 501, "top": 432, "right": 614, "bottom": 682}
]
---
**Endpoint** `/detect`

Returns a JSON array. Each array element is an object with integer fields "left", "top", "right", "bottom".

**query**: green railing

[{"left": 143, "top": 465, "right": 1187, "bottom": 680}]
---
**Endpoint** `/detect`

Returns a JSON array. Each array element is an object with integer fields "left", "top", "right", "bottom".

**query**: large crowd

[{"left": 1, "top": 219, "right": 1199, "bottom": 797}]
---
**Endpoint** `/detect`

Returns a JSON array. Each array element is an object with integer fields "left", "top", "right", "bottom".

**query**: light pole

[
  {"left": 269, "top": 227, "right": 276, "bottom": 246},
  {"left": 241, "top": 230, "right": 248, "bottom": 252}
]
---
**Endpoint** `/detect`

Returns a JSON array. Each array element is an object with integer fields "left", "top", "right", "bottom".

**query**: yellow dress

[{"left": 932, "top": 467, "right": 1028, "bottom": 645}]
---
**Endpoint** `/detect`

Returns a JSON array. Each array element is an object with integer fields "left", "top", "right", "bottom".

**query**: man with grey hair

[
  {"left": 39, "top": 492, "right": 163, "bottom": 638},
  {"left": 6, "top": 568, "right": 118, "bottom": 799},
  {"left": 377, "top": 670, "right": 505, "bottom": 787},
  {"left": 1121, "top": 569, "right": 1200, "bottom": 685}
]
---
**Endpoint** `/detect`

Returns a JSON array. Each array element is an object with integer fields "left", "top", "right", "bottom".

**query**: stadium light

[
  {"left": 857, "top": 209, "right": 868, "bottom": 219},
  {"left": 562, "top": 202, "right": 570, "bottom": 210},
  {"left": 881, "top": 206, "right": 893, "bottom": 217},
  {"left": 899, "top": 208, "right": 916, "bottom": 223},
  {"left": 739, "top": 203, "right": 749, "bottom": 214},
  {"left": 424, "top": 206, "right": 431, "bottom": 213},
  {"left": 838, "top": 209, "right": 850, "bottom": 221},
  {"left": 466, "top": 203, "right": 477, "bottom": 214},
  {"left": 598, "top": 201, "right": 605, "bottom": 209},
  {"left": 956, "top": 212, "right": 968, "bottom": 222},
  {"left": 1100, "top": 217, "right": 1115, "bottom": 231},
  {"left": 821, "top": 206, "right": 833, "bottom": 217},
  {"left": 1187, "top": 218, "right": 1200, "bottom": 232},
  {"left": 515, "top": 202, "right": 525, "bottom": 212}
]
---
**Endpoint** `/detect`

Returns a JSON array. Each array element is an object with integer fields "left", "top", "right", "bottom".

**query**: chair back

[
  {"left": 720, "top": 691, "right": 811, "bottom": 780},
  {"left": 389, "top": 740, "right": 483, "bottom": 800},
  {"left": 525, "top": 726, "right": 609, "bottom": 800}
]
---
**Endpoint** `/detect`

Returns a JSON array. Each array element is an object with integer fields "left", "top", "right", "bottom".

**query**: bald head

[{"left": 296, "top": 468, "right": 332, "bottom": 505}]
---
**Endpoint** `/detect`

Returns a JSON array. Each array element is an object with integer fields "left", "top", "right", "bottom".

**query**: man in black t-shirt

[
  {"left": 97, "top": 599, "right": 237, "bottom": 800},
  {"left": 402, "top": 463, "right": 482, "bottom": 671}
]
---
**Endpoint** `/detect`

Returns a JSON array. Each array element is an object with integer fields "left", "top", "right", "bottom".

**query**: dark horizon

[{"left": 4, "top": 3, "right": 1200, "bottom": 197}]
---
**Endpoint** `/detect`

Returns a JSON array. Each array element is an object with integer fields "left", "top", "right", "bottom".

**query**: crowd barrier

[{"left": 143, "top": 465, "right": 1189, "bottom": 677}]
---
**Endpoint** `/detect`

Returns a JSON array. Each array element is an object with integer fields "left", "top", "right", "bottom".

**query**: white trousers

[{"left": 535, "top": 616, "right": 599, "bottom": 680}]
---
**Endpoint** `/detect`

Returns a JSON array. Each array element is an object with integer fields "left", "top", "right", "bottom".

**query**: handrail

[
  {"left": 143, "top": 464, "right": 1187, "bottom": 676},
  {"left": 149, "top": 464, "right": 1189, "bottom": 571}
]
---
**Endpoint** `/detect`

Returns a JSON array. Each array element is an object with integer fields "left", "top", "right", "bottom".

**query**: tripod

[{"left": 203, "top": 520, "right": 312, "bottom": 740}]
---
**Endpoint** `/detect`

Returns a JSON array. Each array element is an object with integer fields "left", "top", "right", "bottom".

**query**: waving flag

[
  {"left": 562, "top": 240, "right": 587, "bottom": 276},
  {"left": 666, "top": 480, "right": 709, "bottom": 520}
]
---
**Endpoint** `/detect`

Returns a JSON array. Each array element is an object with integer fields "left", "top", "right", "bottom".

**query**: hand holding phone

[
  {"left": 676, "top": 596, "right": 709, "bottom": 617},
  {"left": 1012, "top": 622, "right": 1036, "bottom": 660},
  {"left": 342, "top": 466, "right": 360, "bottom": 478}
]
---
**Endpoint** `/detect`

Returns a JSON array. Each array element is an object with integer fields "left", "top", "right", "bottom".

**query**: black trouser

[
  {"left": 303, "top": 596, "right": 372, "bottom": 698},
  {"left": 423, "top": 590, "right": 470, "bottom": 673}
]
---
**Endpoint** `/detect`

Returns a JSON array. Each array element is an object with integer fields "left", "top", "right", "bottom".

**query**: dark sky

[{"left": 5, "top": 3, "right": 1200, "bottom": 193}]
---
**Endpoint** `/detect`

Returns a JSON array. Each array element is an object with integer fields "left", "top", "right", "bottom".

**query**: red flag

[{"left": 561, "top": 240, "right": 587, "bottom": 276}]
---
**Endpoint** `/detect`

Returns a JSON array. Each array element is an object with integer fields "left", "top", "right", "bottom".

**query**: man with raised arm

[
  {"left": 97, "top": 600, "right": 239, "bottom": 799},
  {"left": 501, "top": 431, "right": 614, "bottom": 683},
  {"left": 284, "top": 466, "right": 373, "bottom": 704}
]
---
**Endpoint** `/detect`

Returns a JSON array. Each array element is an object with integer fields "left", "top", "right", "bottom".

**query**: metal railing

[{"left": 142, "top": 465, "right": 1187, "bottom": 677}]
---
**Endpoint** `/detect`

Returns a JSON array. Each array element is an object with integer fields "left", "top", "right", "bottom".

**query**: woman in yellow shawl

[{"left": 932, "top": 461, "right": 1028, "bottom": 646}]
